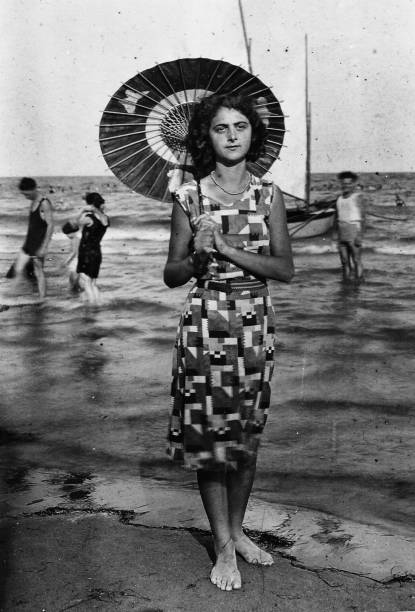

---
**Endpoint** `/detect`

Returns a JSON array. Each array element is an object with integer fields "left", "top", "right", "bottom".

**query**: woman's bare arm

[
  {"left": 76, "top": 211, "right": 93, "bottom": 227},
  {"left": 163, "top": 201, "right": 213, "bottom": 288},
  {"left": 36, "top": 199, "right": 54, "bottom": 256}
]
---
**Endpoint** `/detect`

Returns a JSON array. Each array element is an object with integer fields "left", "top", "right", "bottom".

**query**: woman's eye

[
  {"left": 215, "top": 126, "right": 226, "bottom": 133},
  {"left": 236, "top": 123, "right": 248, "bottom": 130}
]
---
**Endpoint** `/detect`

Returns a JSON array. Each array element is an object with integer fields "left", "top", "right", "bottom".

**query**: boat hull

[{"left": 288, "top": 209, "right": 335, "bottom": 239}]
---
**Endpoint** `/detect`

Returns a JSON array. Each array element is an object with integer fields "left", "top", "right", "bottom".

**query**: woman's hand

[
  {"left": 213, "top": 228, "right": 233, "bottom": 256},
  {"left": 192, "top": 214, "right": 218, "bottom": 254},
  {"left": 194, "top": 227, "right": 215, "bottom": 254},
  {"left": 192, "top": 213, "right": 218, "bottom": 232}
]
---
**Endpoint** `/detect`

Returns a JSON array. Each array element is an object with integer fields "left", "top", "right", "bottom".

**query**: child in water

[{"left": 61, "top": 221, "right": 81, "bottom": 292}]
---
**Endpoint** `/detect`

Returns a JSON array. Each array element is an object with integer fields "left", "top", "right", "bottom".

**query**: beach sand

[{"left": 2, "top": 512, "right": 415, "bottom": 612}]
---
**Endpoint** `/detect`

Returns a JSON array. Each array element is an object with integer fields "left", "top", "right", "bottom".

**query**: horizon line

[{"left": 0, "top": 170, "right": 413, "bottom": 179}]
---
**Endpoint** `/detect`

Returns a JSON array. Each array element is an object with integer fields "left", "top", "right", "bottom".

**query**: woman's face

[{"left": 208, "top": 107, "right": 252, "bottom": 165}]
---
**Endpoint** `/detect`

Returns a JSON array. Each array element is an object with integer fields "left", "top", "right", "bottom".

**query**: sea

[{"left": 0, "top": 172, "right": 414, "bottom": 537}]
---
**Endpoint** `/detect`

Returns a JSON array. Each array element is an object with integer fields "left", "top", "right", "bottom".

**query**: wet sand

[{"left": 3, "top": 513, "right": 415, "bottom": 612}]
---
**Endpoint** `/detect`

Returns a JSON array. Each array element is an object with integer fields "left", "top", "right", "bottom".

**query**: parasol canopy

[{"left": 99, "top": 57, "right": 285, "bottom": 202}]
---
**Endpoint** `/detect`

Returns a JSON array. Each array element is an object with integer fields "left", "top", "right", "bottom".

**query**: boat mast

[
  {"left": 238, "top": 4, "right": 310, "bottom": 206},
  {"left": 305, "top": 34, "right": 311, "bottom": 207},
  {"left": 238, "top": 0, "right": 253, "bottom": 73}
]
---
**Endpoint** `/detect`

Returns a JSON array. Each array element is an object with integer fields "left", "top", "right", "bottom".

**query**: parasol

[{"left": 99, "top": 57, "right": 285, "bottom": 202}]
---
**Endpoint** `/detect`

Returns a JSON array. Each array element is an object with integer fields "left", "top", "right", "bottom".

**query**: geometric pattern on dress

[
  {"left": 168, "top": 283, "right": 276, "bottom": 471},
  {"left": 173, "top": 176, "right": 274, "bottom": 282},
  {"left": 167, "top": 178, "right": 278, "bottom": 471}
]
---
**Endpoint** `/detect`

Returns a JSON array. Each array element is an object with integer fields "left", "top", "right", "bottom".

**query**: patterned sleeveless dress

[{"left": 167, "top": 176, "right": 277, "bottom": 470}]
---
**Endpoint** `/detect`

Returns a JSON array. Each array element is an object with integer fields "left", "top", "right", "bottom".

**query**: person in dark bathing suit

[
  {"left": 13, "top": 177, "right": 54, "bottom": 298},
  {"left": 76, "top": 192, "right": 109, "bottom": 304}
]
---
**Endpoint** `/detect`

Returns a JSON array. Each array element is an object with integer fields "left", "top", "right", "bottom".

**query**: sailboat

[
  {"left": 286, "top": 203, "right": 336, "bottom": 239},
  {"left": 284, "top": 35, "right": 336, "bottom": 239},
  {"left": 238, "top": 3, "right": 336, "bottom": 239}
]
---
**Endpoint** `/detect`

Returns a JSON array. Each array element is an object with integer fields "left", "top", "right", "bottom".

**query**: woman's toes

[
  {"left": 234, "top": 533, "right": 274, "bottom": 566},
  {"left": 232, "top": 574, "right": 242, "bottom": 590}
]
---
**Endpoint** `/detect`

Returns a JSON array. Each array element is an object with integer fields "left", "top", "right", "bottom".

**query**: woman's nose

[{"left": 227, "top": 128, "right": 237, "bottom": 141}]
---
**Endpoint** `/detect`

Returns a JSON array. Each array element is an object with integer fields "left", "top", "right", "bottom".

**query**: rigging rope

[{"left": 366, "top": 211, "right": 409, "bottom": 221}]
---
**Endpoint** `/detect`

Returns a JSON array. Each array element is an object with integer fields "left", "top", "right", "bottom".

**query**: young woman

[
  {"left": 76, "top": 192, "right": 109, "bottom": 304},
  {"left": 164, "top": 94, "right": 294, "bottom": 591}
]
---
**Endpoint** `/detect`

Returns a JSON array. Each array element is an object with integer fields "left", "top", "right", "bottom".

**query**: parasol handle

[{"left": 196, "top": 179, "right": 204, "bottom": 216}]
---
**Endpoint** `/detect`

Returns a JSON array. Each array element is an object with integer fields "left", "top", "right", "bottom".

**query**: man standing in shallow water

[
  {"left": 14, "top": 177, "right": 54, "bottom": 298},
  {"left": 335, "top": 170, "right": 366, "bottom": 280}
]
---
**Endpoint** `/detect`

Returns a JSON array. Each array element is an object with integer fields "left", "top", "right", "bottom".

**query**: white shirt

[{"left": 336, "top": 193, "right": 362, "bottom": 223}]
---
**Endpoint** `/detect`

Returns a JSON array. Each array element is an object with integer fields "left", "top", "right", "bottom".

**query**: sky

[{"left": 0, "top": 0, "right": 414, "bottom": 190}]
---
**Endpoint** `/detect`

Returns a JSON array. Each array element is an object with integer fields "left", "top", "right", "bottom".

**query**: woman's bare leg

[
  {"left": 227, "top": 457, "right": 274, "bottom": 565},
  {"left": 14, "top": 250, "right": 31, "bottom": 276},
  {"left": 10, "top": 250, "right": 31, "bottom": 295},
  {"left": 78, "top": 273, "right": 96, "bottom": 304},
  {"left": 32, "top": 258, "right": 46, "bottom": 299},
  {"left": 91, "top": 280, "right": 101, "bottom": 304},
  {"left": 197, "top": 469, "right": 241, "bottom": 590}
]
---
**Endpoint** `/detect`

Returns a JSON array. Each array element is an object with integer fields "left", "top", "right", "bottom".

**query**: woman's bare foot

[
  {"left": 233, "top": 533, "right": 274, "bottom": 566},
  {"left": 210, "top": 539, "right": 242, "bottom": 591}
]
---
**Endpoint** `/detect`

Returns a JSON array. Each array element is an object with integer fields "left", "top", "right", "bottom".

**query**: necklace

[{"left": 210, "top": 171, "right": 251, "bottom": 196}]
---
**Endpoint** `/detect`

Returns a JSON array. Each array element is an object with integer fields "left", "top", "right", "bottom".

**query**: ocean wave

[
  {"left": 105, "top": 294, "right": 175, "bottom": 313},
  {"left": 103, "top": 227, "right": 170, "bottom": 242},
  {"left": 373, "top": 245, "right": 415, "bottom": 256},
  {"left": 112, "top": 216, "right": 170, "bottom": 227},
  {"left": 398, "top": 236, "right": 415, "bottom": 243},
  {"left": 291, "top": 242, "right": 415, "bottom": 257},
  {"left": 0, "top": 230, "right": 25, "bottom": 240},
  {"left": 46, "top": 227, "right": 170, "bottom": 244},
  {"left": 293, "top": 244, "right": 337, "bottom": 254},
  {"left": 280, "top": 398, "right": 413, "bottom": 415}
]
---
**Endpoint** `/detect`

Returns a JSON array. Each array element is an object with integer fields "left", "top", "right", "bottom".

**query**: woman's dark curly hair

[{"left": 186, "top": 94, "right": 267, "bottom": 177}]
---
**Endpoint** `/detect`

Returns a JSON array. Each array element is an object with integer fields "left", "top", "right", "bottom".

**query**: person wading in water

[{"left": 12, "top": 177, "right": 54, "bottom": 299}]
